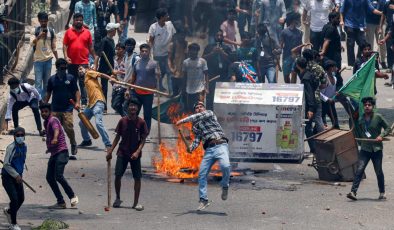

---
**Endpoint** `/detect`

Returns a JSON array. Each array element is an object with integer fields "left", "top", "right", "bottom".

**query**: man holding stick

[
  {"left": 2, "top": 127, "right": 27, "bottom": 230},
  {"left": 347, "top": 97, "right": 391, "bottom": 201},
  {"left": 176, "top": 101, "right": 231, "bottom": 211},
  {"left": 106, "top": 99, "right": 148, "bottom": 211},
  {"left": 77, "top": 66, "right": 116, "bottom": 151},
  {"left": 39, "top": 103, "right": 79, "bottom": 209}
]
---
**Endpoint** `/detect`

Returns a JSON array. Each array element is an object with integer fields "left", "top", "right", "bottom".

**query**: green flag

[
  {"left": 152, "top": 94, "right": 184, "bottom": 124},
  {"left": 337, "top": 54, "right": 376, "bottom": 116}
]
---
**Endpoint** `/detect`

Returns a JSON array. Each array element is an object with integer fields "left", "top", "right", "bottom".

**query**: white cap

[{"left": 106, "top": 23, "right": 120, "bottom": 31}]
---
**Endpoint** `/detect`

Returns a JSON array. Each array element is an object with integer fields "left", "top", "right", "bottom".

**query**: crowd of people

[{"left": 2, "top": 0, "right": 394, "bottom": 229}]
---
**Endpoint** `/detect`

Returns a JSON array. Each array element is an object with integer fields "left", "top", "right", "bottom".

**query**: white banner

[{"left": 214, "top": 83, "right": 305, "bottom": 161}]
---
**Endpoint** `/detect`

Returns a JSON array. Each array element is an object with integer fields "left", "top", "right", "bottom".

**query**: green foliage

[{"left": 32, "top": 219, "right": 69, "bottom": 230}]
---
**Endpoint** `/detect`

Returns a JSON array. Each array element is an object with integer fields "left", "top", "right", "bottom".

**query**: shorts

[
  {"left": 115, "top": 155, "right": 142, "bottom": 179},
  {"left": 282, "top": 56, "right": 295, "bottom": 76}
]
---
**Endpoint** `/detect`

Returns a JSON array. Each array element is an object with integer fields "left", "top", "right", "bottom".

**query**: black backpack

[
  {"left": 10, "top": 83, "right": 30, "bottom": 101},
  {"left": 33, "top": 26, "right": 55, "bottom": 51}
]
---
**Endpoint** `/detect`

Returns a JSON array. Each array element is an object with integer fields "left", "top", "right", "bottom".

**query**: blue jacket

[{"left": 2, "top": 142, "right": 27, "bottom": 178}]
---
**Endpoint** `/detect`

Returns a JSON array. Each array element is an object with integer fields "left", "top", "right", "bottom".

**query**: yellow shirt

[
  {"left": 84, "top": 70, "right": 105, "bottom": 108},
  {"left": 33, "top": 30, "right": 56, "bottom": 62}
]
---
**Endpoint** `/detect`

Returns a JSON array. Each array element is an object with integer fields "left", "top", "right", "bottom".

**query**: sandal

[
  {"left": 132, "top": 204, "right": 144, "bottom": 211},
  {"left": 112, "top": 199, "right": 122, "bottom": 208}
]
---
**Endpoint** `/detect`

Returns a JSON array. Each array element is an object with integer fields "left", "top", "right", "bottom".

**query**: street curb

[{"left": 0, "top": 7, "right": 69, "bottom": 132}]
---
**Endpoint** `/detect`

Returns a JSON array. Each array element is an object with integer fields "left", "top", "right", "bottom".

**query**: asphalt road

[{"left": 1, "top": 25, "right": 394, "bottom": 230}]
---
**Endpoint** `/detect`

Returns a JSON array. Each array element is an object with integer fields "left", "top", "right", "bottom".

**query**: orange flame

[{"left": 152, "top": 103, "right": 223, "bottom": 179}]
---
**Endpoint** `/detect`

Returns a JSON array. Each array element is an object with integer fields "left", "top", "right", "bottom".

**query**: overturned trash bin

[{"left": 311, "top": 128, "right": 359, "bottom": 181}]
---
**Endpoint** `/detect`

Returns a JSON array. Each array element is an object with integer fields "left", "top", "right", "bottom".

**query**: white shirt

[
  {"left": 320, "top": 74, "right": 337, "bottom": 102},
  {"left": 123, "top": 52, "right": 140, "bottom": 83},
  {"left": 148, "top": 21, "right": 176, "bottom": 57},
  {"left": 182, "top": 58, "right": 208, "bottom": 94},
  {"left": 6, "top": 83, "right": 41, "bottom": 120},
  {"left": 303, "top": 0, "right": 334, "bottom": 32}
]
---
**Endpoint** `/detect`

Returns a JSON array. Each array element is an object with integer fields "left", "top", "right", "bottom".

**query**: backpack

[
  {"left": 10, "top": 83, "right": 30, "bottom": 101},
  {"left": 33, "top": 26, "right": 55, "bottom": 51},
  {"left": 238, "top": 61, "right": 259, "bottom": 83},
  {"left": 307, "top": 61, "right": 326, "bottom": 88}
]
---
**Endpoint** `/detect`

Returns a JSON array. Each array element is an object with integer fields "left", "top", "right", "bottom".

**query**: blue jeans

[
  {"left": 34, "top": 58, "right": 52, "bottom": 98},
  {"left": 260, "top": 66, "right": 276, "bottom": 83},
  {"left": 119, "top": 19, "right": 129, "bottom": 44},
  {"left": 351, "top": 150, "right": 385, "bottom": 193},
  {"left": 154, "top": 55, "right": 172, "bottom": 94},
  {"left": 198, "top": 143, "right": 231, "bottom": 201},
  {"left": 79, "top": 101, "right": 111, "bottom": 147}
]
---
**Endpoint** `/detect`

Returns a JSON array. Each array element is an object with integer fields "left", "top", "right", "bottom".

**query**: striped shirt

[{"left": 178, "top": 110, "right": 226, "bottom": 151}]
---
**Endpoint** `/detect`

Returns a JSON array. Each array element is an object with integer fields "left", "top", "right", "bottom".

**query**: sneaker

[
  {"left": 378, "top": 193, "right": 387, "bottom": 200},
  {"left": 197, "top": 199, "right": 211, "bottom": 211},
  {"left": 8, "top": 224, "right": 21, "bottom": 230},
  {"left": 71, "top": 144, "right": 78, "bottom": 155},
  {"left": 221, "top": 187, "right": 229, "bottom": 201},
  {"left": 78, "top": 140, "right": 92, "bottom": 147},
  {"left": 48, "top": 202, "right": 67, "bottom": 209},
  {"left": 112, "top": 199, "right": 122, "bottom": 208},
  {"left": 71, "top": 196, "right": 79, "bottom": 207},
  {"left": 3, "top": 207, "right": 11, "bottom": 223},
  {"left": 346, "top": 192, "right": 357, "bottom": 201},
  {"left": 103, "top": 109, "right": 108, "bottom": 115}
]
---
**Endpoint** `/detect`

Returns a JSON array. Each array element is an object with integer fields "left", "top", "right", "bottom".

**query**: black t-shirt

[
  {"left": 47, "top": 73, "right": 79, "bottom": 112},
  {"left": 117, "top": 0, "right": 127, "bottom": 20},
  {"left": 203, "top": 43, "right": 232, "bottom": 78},
  {"left": 228, "top": 62, "right": 243, "bottom": 82},
  {"left": 322, "top": 23, "right": 341, "bottom": 60},
  {"left": 96, "top": 2, "right": 118, "bottom": 30},
  {"left": 98, "top": 36, "right": 115, "bottom": 74}
]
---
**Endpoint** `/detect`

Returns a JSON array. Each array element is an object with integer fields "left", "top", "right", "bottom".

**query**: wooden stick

[
  {"left": 101, "top": 51, "right": 115, "bottom": 73},
  {"left": 178, "top": 129, "right": 191, "bottom": 153},
  {"left": 107, "top": 160, "right": 111, "bottom": 209},
  {"left": 113, "top": 80, "right": 170, "bottom": 97},
  {"left": 209, "top": 75, "right": 220, "bottom": 82},
  {"left": 0, "top": 160, "right": 36, "bottom": 193},
  {"left": 157, "top": 82, "right": 162, "bottom": 144},
  {"left": 355, "top": 137, "right": 390, "bottom": 142}
]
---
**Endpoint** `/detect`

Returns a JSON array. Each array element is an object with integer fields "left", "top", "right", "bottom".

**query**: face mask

[
  {"left": 15, "top": 136, "right": 25, "bottom": 144},
  {"left": 11, "top": 87, "right": 20, "bottom": 94}
]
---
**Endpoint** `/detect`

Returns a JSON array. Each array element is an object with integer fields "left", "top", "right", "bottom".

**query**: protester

[
  {"left": 236, "top": 32, "right": 259, "bottom": 73},
  {"left": 381, "top": 0, "right": 394, "bottom": 70},
  {"left": 220, "top": 8, "right": 240, "bottom": 51},
  {"left": 98, "top": 22, "right": 119, "bottom": 113},
  {"left": 168, "top": 32, "right": 188, "bottom": 97},
  {"left": 63, "top": 12, "right": 98, "bottom": 107},
  {"left": 365, "top": 0, "right": 387, "bottom": 69},
  {"left": 32, "top": 12, "right": 58, "bottom": 98},
  {"left": 250, "top": 0, "right": 263, "bottom": 35},
  {"left": 111, "top": 43, "right": 127, "bottom": 116},
  {"left": 77, "top": 66, "right": 115, "bottom": 151},
  {"left": 128, "top": 0, "right": 138, "bottom": 26},
  {"left": 117, "top": 0, "right": 129, "bottom": 43},
  {"left": 203, "top": 29, "right": 232, "bottom": 109},
  {"left": 236, "top": 0, "right": 253, "bottom": 37},
  {"left": 280, "top": 12, "right": 303, "bottom": 83},
  {"left": 106, "top": 99, "right": 148, "bottom": 211},
  {"left": 65, "top": 0, "right": 79, "bottom": 29},
  {"left": 2, "top": 127, "right": 27, "bottom": 230},
  {"left": 126, "top": 43, "right": 159, "bottom": 132},
  {"left": 176, "top": 101, "right": 231, "bottom": 211},
  {"left": 320, "top": 12, "right": 343, "bottom": 71},
  {"left": 302, "top": 0, "right": 335, "bottom": 51},
  {"left": 321, "top": 60, "right": 339, "bottom": 128},
  {"left": 45, "top": 58, "right": 80, "bottom": 157},
  {"left": 39, "top": 103, "right": 79, "bottom": 209},
  {"left": 5, "top": 77, "right": 44, "bottom": 136},
  {"left": 95, "top": 0, "right": 119, "bottom": 47},
  {"left": 182, "top": 43, "right": 209, "bottom": 113},
  {"left": 74, "top": 0, "right": 97, "bottom": 39},
  {"left": 258, "top": 0, "right": 287, "bottom": 43},
  {"left": 340, "top": 0, "right": 382, "bottom": 66},
  {"left": 296, "top": 57, "right": 324, "bottom": 154},
  {"left": 148, "top": 8, "right": 176, "bottom": 94},
  {"left": 347, "top": 97, "right": 391, "bottom": 201}
]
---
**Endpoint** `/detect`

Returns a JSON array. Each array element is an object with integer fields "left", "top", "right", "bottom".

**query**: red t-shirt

[
  {"left": 63, "top": 27, "right": 92, "bottom": 65},
  {"left": 115, "top": 117, "right": 149, "bottom": 157}
]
